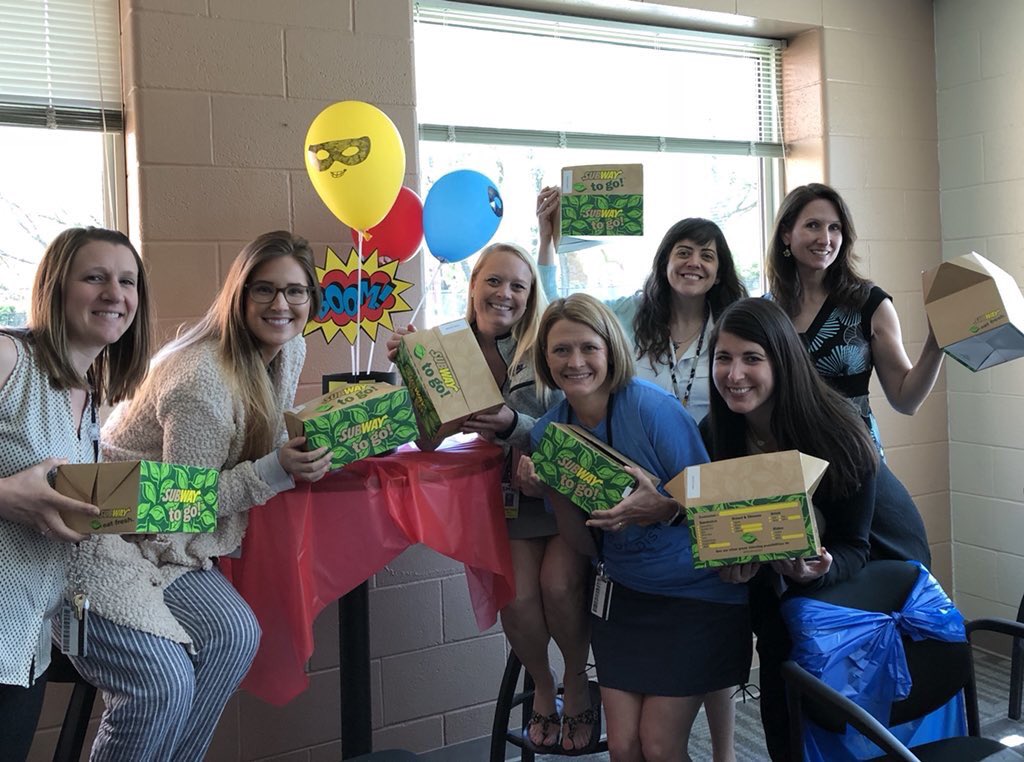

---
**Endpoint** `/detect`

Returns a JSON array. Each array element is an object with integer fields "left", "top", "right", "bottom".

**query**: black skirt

[{"left": 591, "top": 579, "right": 752, "bottom": 697}]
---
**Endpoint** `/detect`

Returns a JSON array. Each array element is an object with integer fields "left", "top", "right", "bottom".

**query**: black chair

[
  {"left": 781, "top": 561, "right": 1024, "bottom": 761},
  {"left": 489, "top": 650, "right": 606, "bottom": 761},
  {"left": 46, "top": 646, "right": 97, "bottom": 762},
  {"left": 1009, "top": 591, "right": 1023, "bottom": 721}
]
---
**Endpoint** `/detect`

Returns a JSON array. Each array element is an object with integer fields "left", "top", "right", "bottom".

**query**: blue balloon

[{"left": 422, "top": 170, "right": 503, "bottom": 263}]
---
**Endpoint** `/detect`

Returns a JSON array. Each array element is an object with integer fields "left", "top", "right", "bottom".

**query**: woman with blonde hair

[
  {"left": 0, "top": 226, "right": 152, "bottom": 757},
  {"left": 388, "top": 242, "right": 592, "bottom": 753},
  {"left": 68, "top": 231, "right": 333, "bottom": 761},
  {"left": 521, "top": 293, "right": 750, "bottom": 762}
]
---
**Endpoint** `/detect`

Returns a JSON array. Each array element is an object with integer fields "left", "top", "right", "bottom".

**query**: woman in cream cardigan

[{"left": 68, "top": 231, "right": 333, "bottom": 761}]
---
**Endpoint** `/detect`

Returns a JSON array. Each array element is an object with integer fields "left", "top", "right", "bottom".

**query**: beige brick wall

[
  {"left": 934, "top": 0, "right": 1024, "bottom": 625},
  {"left": 28, "top": 0, "right": 984, "bottom": 759}
]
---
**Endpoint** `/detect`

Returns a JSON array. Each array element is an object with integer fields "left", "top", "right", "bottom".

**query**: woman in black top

[{"left": 703, "top": 298, "right": 929, "bottom": 761}]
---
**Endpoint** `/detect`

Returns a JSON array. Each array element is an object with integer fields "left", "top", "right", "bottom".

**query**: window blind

[
  {"left": 0, "top": 0, "right": 123, "bottom": 130},
  {"left": 415, "top": 0, "right": 783, "bottom": 155}
]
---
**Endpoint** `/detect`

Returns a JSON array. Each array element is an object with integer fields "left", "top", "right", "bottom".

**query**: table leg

[{"left": 340, "top": 581, "right": 372, "bottom": 759}]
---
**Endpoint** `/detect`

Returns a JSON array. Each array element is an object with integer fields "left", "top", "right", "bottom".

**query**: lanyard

[
  {"left": 566, "top": 392, "right": 615, "bottom": 449},
  {"left": 668, "top": 304, "right": 709, "bottom": 408}
]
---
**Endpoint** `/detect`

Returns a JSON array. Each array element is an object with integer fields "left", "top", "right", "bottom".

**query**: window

[
  {"left": 0, "top": 0, "right": 124, "bottom": 326},
  {"left": 413, "top": 1, "right": 784, "bottom": 325}
]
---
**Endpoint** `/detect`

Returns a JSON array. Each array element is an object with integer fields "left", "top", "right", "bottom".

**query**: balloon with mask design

[
  {"left": 349, "top": 186, "right": 423, "bottom": 264},
  {"left": 304, "top": 101, "right": 405, "bottom": 233},
  {"left": 422, "top": 170, "right": 503, "bottom": 263}
]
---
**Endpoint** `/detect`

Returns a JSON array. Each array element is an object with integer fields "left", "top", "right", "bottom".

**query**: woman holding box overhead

[
  {"left": 703, "top": 297, "right": 930, "bottom": 761},
  {"left": 520, "top": 293, "right": 750, "bottom": 762},
  {"left": 386, "top": 242, "right": 592, "bottom": 753},
  {"left": 536, "top": 186, "right": 748, "bottom": 425},
  {"left": 67, "top": 231, "right": 333, "bottom": 761},
  {"left": 765, "top": 182, "right": 944, "bottom": 456},
  {"left": 0, "top": 227, "right": 152, "bottom": 758}
]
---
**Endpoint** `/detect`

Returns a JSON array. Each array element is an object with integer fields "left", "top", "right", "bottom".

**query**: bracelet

[{"left": 496, "top": 409, "right": 519, "bottom": 440}]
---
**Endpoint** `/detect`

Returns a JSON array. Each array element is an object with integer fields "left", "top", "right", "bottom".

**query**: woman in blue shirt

[{"left": 521, "top": 293, "right": 750, "bottom": 762}]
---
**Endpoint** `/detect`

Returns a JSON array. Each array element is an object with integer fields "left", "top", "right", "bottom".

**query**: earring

[{"left": 783, "top": 247, "right": 792, "bottom": 258}]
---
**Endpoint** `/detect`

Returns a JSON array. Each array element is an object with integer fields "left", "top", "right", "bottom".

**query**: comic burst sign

[{"left": 304, "top": 246, "right": 413, "bottom": 345}]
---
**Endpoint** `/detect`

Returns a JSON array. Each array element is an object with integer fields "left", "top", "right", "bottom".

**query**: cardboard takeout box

[
  {"left": 531, "top": 422, "right": 659, "bottom": 513},
  {"left": 285, "top": 381, "right": 418, "bottom": 469},
  {"left": 560, "top": 163, "right": 644, "bottom": 237},
  {"left": 922, "top": 251, "right": 1024, "bottom": 371},
  {"left": 394, "top": 319, "right": 504, "bottom": 440},
  {"left": 56, "top": 461, "right": 219, "bottom": 534},
  {"left": 664, "top": 450, "right": 828, "bottom": 568}
]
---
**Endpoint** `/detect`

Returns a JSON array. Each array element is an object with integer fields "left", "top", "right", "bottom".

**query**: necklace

[{"left": 668, "top": 303, "right": 710, "bottom": 408}]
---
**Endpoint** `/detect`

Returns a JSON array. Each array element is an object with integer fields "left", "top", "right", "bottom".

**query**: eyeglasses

[{"left": 246, "top": 282, "right": 314, "bottom": 305}]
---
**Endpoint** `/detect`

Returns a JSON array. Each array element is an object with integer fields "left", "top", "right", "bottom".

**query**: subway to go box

[
  {"left": 531, "top": 422, "right": 659, "bottom": 513},
  {"left": 56, "top": 461, "right": 219, "bottom": 534},
  {"left": 922, "top": 251, "right": 1024, "bottom": 371},
  {"left": 395, "top": 319, "right": 504, "bottom": 440},
  {"left": 285, "top": 381, "right": 419, "bottom": 470},
  {"left": 664, "top": 450, "right": 828, "bottom": 568}
]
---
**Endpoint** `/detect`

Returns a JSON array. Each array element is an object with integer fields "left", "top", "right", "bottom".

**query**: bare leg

[
  {"left": 602, "top": 686, "right": 644, "bottom": 762},
  {"left": 639, "top": 694, "right": 704, "bottom": 762},
  {"left": 500, "top": 537, "right": 558, "bottom": 747},
  {"left": 703, "top": 686, "right": 737, "bottom": 762},
  {"left": 539, "top": 533, "right": 591, "bottom": 750}
]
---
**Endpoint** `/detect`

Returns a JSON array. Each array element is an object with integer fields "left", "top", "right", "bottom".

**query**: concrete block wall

[{"left": 934, "top": 0, "right": 1024, "bottom": 625}]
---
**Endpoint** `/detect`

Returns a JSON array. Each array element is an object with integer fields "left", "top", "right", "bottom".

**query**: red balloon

[{"left": 350, "top": 186, "right": 423, "bottom": 263}]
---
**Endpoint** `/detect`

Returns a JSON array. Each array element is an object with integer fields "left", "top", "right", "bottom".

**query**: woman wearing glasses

[{"left": 67, "top": 231, "right": 333, "bottom": 761}]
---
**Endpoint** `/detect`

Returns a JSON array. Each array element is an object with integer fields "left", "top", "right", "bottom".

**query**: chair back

[{"left": 785, "top": 560, "right": 970, "bottom": 731}]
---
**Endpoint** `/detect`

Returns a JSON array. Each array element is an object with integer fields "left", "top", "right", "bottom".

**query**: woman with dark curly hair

[{"left": 537, "top": 187, "right": 747, "bottom": 428}]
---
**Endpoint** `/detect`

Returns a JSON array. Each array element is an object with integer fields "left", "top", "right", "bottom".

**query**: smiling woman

[
  {"left": 64, "top": 230, "right": 336, "bottom": 761},
  {"left": 0, "top": 227, "right": 152, "bottom": 757}
]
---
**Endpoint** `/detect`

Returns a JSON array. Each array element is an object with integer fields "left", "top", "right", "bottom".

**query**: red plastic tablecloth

[{"left": 219, "top": 437, "right": 514, "bottom": 706}]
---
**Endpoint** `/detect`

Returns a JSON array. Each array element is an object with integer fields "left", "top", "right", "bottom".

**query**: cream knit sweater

[{"left": 68, "top": 336, "right": 304, "bottom": 645}]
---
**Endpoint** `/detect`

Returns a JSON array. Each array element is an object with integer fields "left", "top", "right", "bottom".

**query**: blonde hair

[
  {"left": 533, "top": 293, "right": 635, "bottom": 397},
  {"left": 17, "top": 226, "right": 152, "bottom": 404},
  {"left": 465, "top": 242, "right": 547, "bottom": 376},
  {"left": 159, "top": 231, "right": 320, "bottom": 461}
]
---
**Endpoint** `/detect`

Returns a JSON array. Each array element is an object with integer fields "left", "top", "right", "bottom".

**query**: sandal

[
  {"left": 524, "top": 709, "right": 560, "bottom": 750},
  {"left": 559, "top": 680, "right": 602, "bottom": 755}
]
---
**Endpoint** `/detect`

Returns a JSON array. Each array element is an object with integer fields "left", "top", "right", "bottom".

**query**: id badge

[
  {"left": 58, "top": 594, "right": 89, "bottom": 657},
  {"left": 502, "top": 447, "right": 522, "bottom": 519},
  {"left": 502, "top": 481, "right": 520, "bottom": 519},
  {"left": 590, "top": 564, "right": 613, "bottom": 620}
]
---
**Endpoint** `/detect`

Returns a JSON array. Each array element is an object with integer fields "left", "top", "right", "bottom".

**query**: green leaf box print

[
  {"left": 285, "top": 382, "right": 419, "bottom": 469},
  {"left": 53, "top": 460, "right": 218, "bottom": 534},
  {"left": 686, "top": 493, "right": 819, "bottom": 569},
  {"left": 531, "top": 423, "right": 656, "bottom": 513}
]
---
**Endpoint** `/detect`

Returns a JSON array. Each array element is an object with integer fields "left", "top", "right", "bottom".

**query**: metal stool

[
  {"left": 489, "top": 650, "right": 605, "bottom": 761},
  {"left": 46, "top": 646, "right": 97, "bottom": 762}
]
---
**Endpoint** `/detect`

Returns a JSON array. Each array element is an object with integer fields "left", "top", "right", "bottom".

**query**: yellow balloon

[{"left": 304, "top": 101, "right": 406, "bottom": 232}]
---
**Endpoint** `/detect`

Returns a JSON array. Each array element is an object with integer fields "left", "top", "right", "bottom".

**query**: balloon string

[
  {"left": 356, "top": 233, "right": 364, "bottom": 376},
  {"left": 386, "top": 264, "right": 442, "bottom": 374}
]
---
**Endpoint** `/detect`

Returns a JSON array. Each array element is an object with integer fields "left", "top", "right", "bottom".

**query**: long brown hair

[
  {"left": 633, "top": 218, "right": 747, "bottom": 368},
  {"left": 705, "top": 298, "right": 878, "bottom": 498},
  {"left": 158, "top": 231, "right": 320, "bottom": 460},
  {"left": 766, "top": 183, "right": 871, "bottom": 317},
  {"left": 10, "top": 226, "right": 153, "bottom": 404}
]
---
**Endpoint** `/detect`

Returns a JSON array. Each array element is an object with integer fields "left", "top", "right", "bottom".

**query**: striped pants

[{"left": 69, "top": 567, "right": 260, "bottom": 762}]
